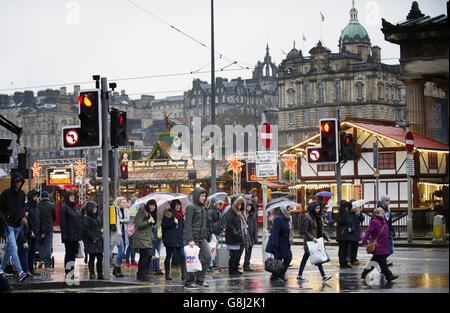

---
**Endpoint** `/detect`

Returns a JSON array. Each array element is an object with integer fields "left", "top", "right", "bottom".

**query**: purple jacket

[{"left": 362, "top": 215, "right": 390, "bottom": 256}]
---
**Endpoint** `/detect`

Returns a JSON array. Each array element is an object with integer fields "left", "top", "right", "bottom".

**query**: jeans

[
  {"left": 125, "top": 235, "right": 136, "bottom": 263},
  {"left": 298, "top": 251, "right": 326, "bottom": 277},
  {"left": 149, "top": 238, "right": 161, "bottom": 272},
  {"left": 1, "top": 226, "right": 23, "bottom": 273},
  {"left": 64, "top": 241, "right": 78, "bottom": 276},
  {"left": 272, "top": 252, "right": 292, "bottom": 279},
  {"left": 228, "top": 246, "right": 244, "bottom": 273},
  {"left": 88, "top": 253, "right": 103, "bottom": 276},
  {"left": 185, "top": 239, "right": 212, "bottom": 286},
  {"left": 338, "top": 240, "right": 351, "bottom": 266},
  {"left": 111, "top": 236, "right": 125, "bottom": 266},
  {"left": 18, "top": 247, "right": 29, "bottom": 273},
  {"left": 38, "top": 232, "right": 53, "bottom": 268},
  {"left": 244, "top": 246, "right": 253, "bottom": 267},
  {"left": 165, "top": 246, "right": 186, "bottom": 275}
]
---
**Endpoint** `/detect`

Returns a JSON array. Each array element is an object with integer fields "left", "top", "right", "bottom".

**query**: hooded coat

[
  {"left": 38, "top": 197, "right": 56, "bottom": 235},
  {"left": 82, "top": 202, "right": 103, "bottom": 254},
  {"left": 161, "top": 206, "right": 184, "bottom": 248},
  {"left": 59, "top": 191, "right": 83, "bottom": 243},
  {"left": 134, "top": 205, "right": 154, "bottom": 250},
  {"left": 246, "top": 202, "right": 258, "bottom": 246},
  {"left": 183, "top": 187, "right": 208, "bottom": 244},
  {"left": 25, "top": 189, "right": 40, "bottom": 236},
  {"left": 363, "top": 215, "right": 390, "bottom": 255},
  {"left": 303, "top": 202, "right": 330, "bottom": 253},
  {"left": 265, "top": 210, "right": 292, "bottom": 259},
  {"left": 336, "top": 201, "right": 354, "bottom": 241},
  {"left": 0, "top": 172, "right": 26, "bottom": 228},
  {"left": 225, "top": 197, "right": 247, "bottom": 245},
  {"left": 206, "top": 197, "right": 223, "bottom": 240}
]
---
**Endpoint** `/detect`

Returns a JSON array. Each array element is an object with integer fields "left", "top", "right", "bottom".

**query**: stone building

[
  {"left": 381, "top": 1, "right": 448, "bottom": 144},
  {"left": 277, "top": 3, "right": 406, "bottom": 149},
  {"left": 184, "top": 46, "right": 278, "bottom": 128}
]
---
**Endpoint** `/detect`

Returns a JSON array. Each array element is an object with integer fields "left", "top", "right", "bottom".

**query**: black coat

[
  {"left": 206, "top": 201, "right": 222, "bottom": 240},
  {"left": 60, "top": 200, "right": 83, "bottom": 243},
  {"left": 38, "top": 199, "right": 56, "bottom": 234},
  {"left": 25, "top": 190, "right": 40, "bottom": 236},
  {"left": 351, "top": 211, "right": 365, "bottom": 241},
  {"left": 265, "top": 214, "right": 292, "bottom": 258},
  {"left": 246, "top": 208, "right": 258, "bottom": 246},
  {"left": 336, "top": 211, "right": 354, "bottom": 241},
  {"left": 162, "top": 214, "right": 184, "bottom": 248},
  {"left": 82, "top": 214, "right": 103, "bottom": 254},
  {"left": 0, "top": 172, "right": 26, "bottom": 228},
  {"left": 225, "top": 198, "right": 246, "bottom": 246},
  {"left": 0, "top": 211, "right": 6, "bottom": 238}
]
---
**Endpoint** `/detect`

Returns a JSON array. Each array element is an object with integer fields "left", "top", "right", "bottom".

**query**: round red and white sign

[
  {"left": 309, "top": 150, "right": 320, "bottom": 162},
  {"left": 65, "top": 130, "right": 79, "bottom": 146},
  {"left": 260, "top": 122, "right": 272, "bottom": 150},
  {"left": 405, "top": 131, "right": 414, "bottom": 153}
]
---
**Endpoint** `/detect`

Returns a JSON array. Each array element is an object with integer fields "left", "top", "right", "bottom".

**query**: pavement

[{"left": 3, "top": 234, "right": 448, "bottom": 293}]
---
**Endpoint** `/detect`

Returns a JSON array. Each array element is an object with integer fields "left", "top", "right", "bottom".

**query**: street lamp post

[{"left": 210, "top": 0, "right": 217, "bottom": 195}]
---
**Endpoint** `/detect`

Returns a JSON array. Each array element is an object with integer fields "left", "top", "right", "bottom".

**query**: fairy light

[
  {"left": 228, "top": 157, "right": 244, "bottom": 173},
  {"left": 74, "top": 159, "right": 86, "bottom": 177},
  {"left": 31, "top": 161, "right": 42, "bottom": 178},
  {"left": 283, "top": 156, "right": 297, "bottom": 172}
]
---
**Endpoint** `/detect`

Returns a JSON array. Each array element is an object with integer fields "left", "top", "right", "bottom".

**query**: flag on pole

[
  {"left": 303, "top": 34, "right": 307, "bottom": 41},
  {"left": 320, "top": 12, "right": 325, "bottom": 22}
]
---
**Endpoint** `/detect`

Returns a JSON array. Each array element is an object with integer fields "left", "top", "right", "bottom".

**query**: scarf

[
  {"left": 175, "top": 209, "right": 184, "bottom": 221},
  {"left": 240, "top": 217, "right": 251, "bottom": 249}
]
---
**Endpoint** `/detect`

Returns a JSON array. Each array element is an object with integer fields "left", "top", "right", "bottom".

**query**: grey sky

[{"left": 0, "top": 0, "right": 447, "bottom": 99}]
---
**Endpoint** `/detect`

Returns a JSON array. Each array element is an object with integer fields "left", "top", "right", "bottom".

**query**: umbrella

[
  {"left": 210, "top": 192, "right": 228, "bottom": 203},
  {"left": 266, "top": 200, "right": 300, "bottom": 214},
  {"left": 352, "top": 199, "right": 370, "bottom": 209},
  {"left": 316, "top": 191, "right": 333, "bottom": 197},
  {"left": 133, "top": 192, "right": 191, "bottom": 224}
]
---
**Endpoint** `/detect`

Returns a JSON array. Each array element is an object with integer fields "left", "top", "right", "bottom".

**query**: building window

[
  {"left": 378, "top": 152, "right": 396, "bottom": 170},
  {"left": 304, "top": 83, "right": 311, "bottom": 104},
  {"left": 377, "top": 83, "right": 384, "bottom": 100},
  {"left": 287, "top": 88, "right": 295, "bottom": 106},
  {"left": 288, "top": 114, "right": 294, "bottom": 125},
  {"left": 303, "top": 109, "right": 310, "bottom": 125},
  {"left": 334, "top": 80, "right": 341, "bottom": 102},
  {"left": 356, "top": 83, "right": 364, "bottom": 100},
  {"left": 318, "top": 81, "right": 325, "bottom": 103},
  {"left": 428, "top": 152, "right": 438, "bottom": 170},
  {"left": 318, "top": 163, "right": 335, "bottom": 172},
  {"left": 287, "top": 134, "right": 294, "bottom": 146}
]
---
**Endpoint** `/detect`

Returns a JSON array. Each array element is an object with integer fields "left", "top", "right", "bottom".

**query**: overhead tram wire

[{"left": 124, "top": 0, "right": 253, "bottom": 68}]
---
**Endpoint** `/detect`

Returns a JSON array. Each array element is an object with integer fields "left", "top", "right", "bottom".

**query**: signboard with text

[
  {"left": 46, "top": 168, "right": 73, "bottom": 185},
  {"left": 246, "top": 162, "right": 280, "bottom": 182}
]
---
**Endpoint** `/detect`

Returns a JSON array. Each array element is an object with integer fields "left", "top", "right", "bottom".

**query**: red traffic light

[
  {"left": 119, "top": 114, "right": 124, "bottom": 126},
  {"left": 345, "top": 135, "right": 352, "bottom": 145}
]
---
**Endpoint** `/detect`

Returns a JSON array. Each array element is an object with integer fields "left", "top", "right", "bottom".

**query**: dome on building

[
  {"left": 340, "top": 7, "right": 370, "bottom": 47},
  {"left": 286, "top": 47, "right": 300, "bottom": 60}
]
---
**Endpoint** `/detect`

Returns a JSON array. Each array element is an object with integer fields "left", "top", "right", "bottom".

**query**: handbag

[
  {"left": 264, "top": 255, "right": 284, "bottom": 274},
  {"left": 366, "top": 224, "right": 385, "bottom": 254},
  {"left": 126, "top": 218, "right": 136, "bottom": 237}
]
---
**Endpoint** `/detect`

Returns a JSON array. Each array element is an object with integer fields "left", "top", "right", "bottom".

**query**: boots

[
  {"left": 89, "top": 273, "right": 96, "bottom": 280},
  {"left": 243, "top": 262, "right": 253, "bottom": 272},
  {"left": 181, "top": 262, "right": 187, "bottom": 282},
  {"left": 165, "top": 263, "right": 172, "bottom": 281},
  {"left": 113, "top": 266, "right": 124, "bottom": 278}
]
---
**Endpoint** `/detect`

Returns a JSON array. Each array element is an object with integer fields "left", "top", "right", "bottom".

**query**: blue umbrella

[{"left": 316, "top": 191, "right": 333, "bottom": 197}]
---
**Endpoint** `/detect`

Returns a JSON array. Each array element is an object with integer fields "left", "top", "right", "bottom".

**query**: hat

[
  {"left": 380, "top": 195, "right": 390, "bottom": 202},
  {"left": 41, "top": 191, "right": 49, "bottom": 199}
]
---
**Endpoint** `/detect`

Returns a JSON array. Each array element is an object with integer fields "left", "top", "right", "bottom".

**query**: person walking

[
  {"left": 349, "top": 201, "right": 365, "bottom": 265},
  {"left": 146, "top": 199, "right": 163, "bottom": 276},
  {"left": 16, "top": 212, "right": 31, "bottom": 277},
  {"left": 162, "top": 199, "right": 187, "bottom": 281},
  {"left": 134, "top": 203, "right": 154, "bottom": 281},
  {"left": 377, "top": 195, "right": 394, "bottom": 266},
  {"left": 297, "top": 202, "right": 332, "bottom": 282},
  {"left": 336, "top": 200, "right": 354, "bottom": 269},
  {"left": 0, "top": 172, "right": 29, "bottom": 282},
  {"left": 59, "top": 191, "right": 82, "bottom": 280},
  {"left": 183, "top": 187, "right": 211, "bottom": 289},
  {"left": 206, "top": 197, "right": 223, "bottom": 271},
  {"left": 82, "top": 201, "right": 104, "bottom": 280},
  {"left": 25, "top": 189, "right": 40, "bottom": 276},
  {"left": 111, "top": 197, "right": 128, "bottom": 278},
  {"left": 265, "top": 204, "right": 293, "bottom": 283},
  {"left": 38, "top": 191, "right": 56, "bottom": 270},
  {"left": 243, "top": 201, "right": 258, "bottom": 272},
  {"left": 361, "top": 207, "right": 399, "bottom": 282},
  {"left": 225, "top": 197, "right": 250, "bottom": 276},
  {"left": 125, "top": 198, "right": 138, "bottom": 267}
]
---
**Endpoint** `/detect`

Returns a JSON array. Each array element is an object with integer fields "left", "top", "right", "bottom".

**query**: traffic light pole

[
  {"left": 336, "top": 109, "right": 342, "bottom": 205},
  {"left": 101, "top": 77, "right": 111, "bottom": 280},
  {"left": 114, "top": 149, "right": 119, "bottom": 198}
]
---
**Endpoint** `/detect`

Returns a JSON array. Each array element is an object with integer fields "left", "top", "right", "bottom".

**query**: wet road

[{"left": 8, "top": 235, "right": 448, "bottom": 293}]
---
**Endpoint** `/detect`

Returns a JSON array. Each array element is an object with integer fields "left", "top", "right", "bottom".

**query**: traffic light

[
  {"left": 120, "top": 163, "right": 128, "bottom": 179},
  {"left": 0, "top": 138, "right": 12, "bottom": 164},
  {"left": 306, "top": 118, "right": 338, "bottom": 163},
  {"left": 340, "top": 133, "right": 355, "bottom": 162},
  {"left": 18, "top": 153, "right": 28, "bottom": 179},
  {"left": 62, "top": 89, "right": 102, "bottom": 149},
  {"left": 111, "top": 109, "right": 127, "bottom": 147}
]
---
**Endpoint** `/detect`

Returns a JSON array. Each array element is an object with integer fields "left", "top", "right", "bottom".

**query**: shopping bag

[
  {"left": 75, "top": 241, "right": 85, "bottom": 259},
  {"left": 306, "top": 237, "right": 329, "bottom": 265},
  {"left": 126, "top": 218, "right": 136, "bottom": 237},
  {"left": 209, "top": 234, "right": 218, "bottom": 260},
  {"left": 184, "top": 244, "right": 202, "bottom": 273},
  {"left": 151, "top": 248, "right": 160, "bottom": 260},
  {"left": 217, "top": 243, "right": 229, "bottom": 268}
]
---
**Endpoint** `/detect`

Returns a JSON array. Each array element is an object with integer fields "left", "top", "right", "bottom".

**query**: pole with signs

[
  {"left": 405, "top": 130, "right": 414, "bottom": 243},
  {"left": 373, "top": 141, "right": 380, "bottom": 204}
]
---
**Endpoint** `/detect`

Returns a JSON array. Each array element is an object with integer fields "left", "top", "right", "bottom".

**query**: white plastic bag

[
  {"left": 184, "top": 244, "right": 202, "bottom": 273},
  {"left": 75, "top": 241, "right": 85, "bottom": 259},
  {"left": 364, "top": 261, "right": 381, "bottom": 286},
  {"left": 152, "top": 248, "right": 160, "bottom": 260},
  {"left": 306, "top": 237, "right": 329, "bottom": 265},
  {"left": 209, "top": 234, "right": 218, "bottom": 260}
]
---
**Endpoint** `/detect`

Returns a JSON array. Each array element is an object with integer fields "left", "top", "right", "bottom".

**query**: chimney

[
  {"left": 60, "top": 87, "right": 66, "bottom": 96},
  {"left": 121, "top": 90, "right": 126, "bottom": 96},
  {"left": 73, "top": 85, "right": 80, "bottom": 95},
  {"left": 372, "top": 46, "right": 381, "bottom": 63}
]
